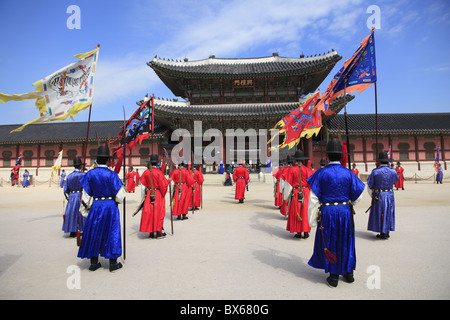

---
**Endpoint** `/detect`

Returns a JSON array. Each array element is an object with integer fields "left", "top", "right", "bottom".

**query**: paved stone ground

[{"left": 0, "top": 175, "right": 449, "bottom": 300}]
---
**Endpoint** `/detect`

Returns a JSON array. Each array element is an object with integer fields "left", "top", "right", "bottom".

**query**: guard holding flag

[
  {"left": 77, "top": 145, "right": 126, "bottom": 272},
  {"left": 307, "top": 140, "right": 365, "bottom": 287},
  {"left": 367, "top": 152, "right": 399, "bottom": 240},
  {"left": 138, "top": 154, "right": 169, "bottom": 238}
]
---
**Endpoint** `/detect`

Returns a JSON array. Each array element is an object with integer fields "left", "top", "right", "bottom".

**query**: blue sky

[{"left": 0, "top": 0, "right": 449, "bottom": 127}]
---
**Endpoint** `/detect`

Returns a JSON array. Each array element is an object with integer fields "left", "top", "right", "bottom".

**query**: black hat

[
  {"left": 96, "top": 145, "right": 111, "bottom": 159},
  {"left": 319, "top": 159, "right": 326, "bottom": 166},
  {"left": 377, "top": 152, "right": 389, "bottom": 163},
  {"left": 73, "top": 157, "right": 86, "bottom": 167},
  {"left": 326, "top": 140, "right": 343, "bottom": 154},
  {"left": 147, "top": 154, "right": 159, "bottom": 165},
  {"left": 292, "top": 150, "right": 309, "bottom": 161},
  {"left": 286, "top": 155, "right": 294, "bottom": 164}
]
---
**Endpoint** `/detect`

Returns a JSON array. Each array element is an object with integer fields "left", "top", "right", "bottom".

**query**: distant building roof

[
  {"left": 0, "top": 120, "right": 167, "bottom": 144},
  {"left": 327, "top": 113, "right": 450, "bottom": 135}
]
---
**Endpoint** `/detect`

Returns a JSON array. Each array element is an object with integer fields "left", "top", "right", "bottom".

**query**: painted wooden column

[{"left": 414, "top": 135, "right": 420, "bottom": 171}]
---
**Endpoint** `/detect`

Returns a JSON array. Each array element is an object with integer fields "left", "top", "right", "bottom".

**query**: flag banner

[
  {"left": 434, "top": 145, "right": 440, "bottom": 173},
  {"left": 1, "top": 46, "right": 100, "bottom": 133},
  {"left": 316, "top": 28, "right": 376, "bottom": 115},
  {"left": 111, "top": 95, "right": 155, "bottom": 173},
  {"left": 51, "top": 150, "right": 63, "bottom": 178},
  {"left": 269, "top": 92, "right": 321, "bottom": 150}
]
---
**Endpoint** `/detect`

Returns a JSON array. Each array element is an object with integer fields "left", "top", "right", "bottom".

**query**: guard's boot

[
  {"left": 89, "top": 256, "right": 101, "bottom": 271},
  {"left": 109, "top": 259, "right": 123, "bottom": 272}
]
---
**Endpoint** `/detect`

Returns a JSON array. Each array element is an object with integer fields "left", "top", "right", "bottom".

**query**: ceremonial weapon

[
  {"left": 132, "top": 197, "right": 145, "bottom": 217},
  {"left": 163, "top": 148, "right": 174, "bottom": 234}
]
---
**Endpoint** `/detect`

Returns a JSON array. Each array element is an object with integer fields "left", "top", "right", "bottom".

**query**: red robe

[
  {"left": 233, "top": 165, "right": 249, "bottom": 200},
  {"left": 272, "top": 167, "right": 283, "bottom": 207},
  {"left": 170, "top": 167, "right": 194, "bottom": 216},
  {"left": 283, "top": 164, "right": 313, "bottom": 234},
  {"left": 188, "top": 169, "right": 204, "bottom": 208},
  {"left": 352, "top": 168, "right": 359, "bottom": 176},
  {"left": 395, "top": 166, "right": 404, "bottom": 189},
  {"left": 135, "top": 171, "right": 141, "bottom": 186},
  {"left": 139, "top": 167, "right": 168, "bottom": 233},
  {"left": 126, "top": 170, "right": 137, "bottom": 192}
]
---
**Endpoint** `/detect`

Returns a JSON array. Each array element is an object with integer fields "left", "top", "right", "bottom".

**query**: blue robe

[
  {"left": 367, "top": 165, "right": 398, "bottom": 234},
  {"left": 62, "top": 169, "right": 86, "bottom": 233},
  {"left": 22, "top": 172, "right": 30, "bottom": 187},
  {"left": 77, "top": 166, "right": 123, "bottom": 260},
  {"left": 307, "top": 163, "right": 365, "bottom": 275},
  {"left": 60, "top": 172, "right": 67, "bottom": 188},
  {"left": 436, "top": 167, "right": 443, "bottom": 183},
  {"left": 218, "top": 161, "right": 224, "bottom": 174}
]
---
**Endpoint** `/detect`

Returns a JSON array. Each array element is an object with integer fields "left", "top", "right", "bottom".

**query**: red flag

[
  {"left": 269, "top": 92, "right": 321, "bottom": 150},
  {"left": 111, "top": 95, "right": 155, "bottom": 173}
]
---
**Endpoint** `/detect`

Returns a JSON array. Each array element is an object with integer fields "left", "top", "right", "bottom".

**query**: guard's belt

[
  {"left": 321, "top": 201, "right": 350, "bottom": 206},
  {"left": 93, "top": 197, "right": 114, "bottom": 201},
  {"left": 374, "top": 189, "right": 393, "bottom": 192}
]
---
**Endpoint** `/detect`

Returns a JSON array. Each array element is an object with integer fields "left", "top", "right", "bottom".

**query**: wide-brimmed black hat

[
  {"left": 73, "top": 157, "right": 86, "bottom": 167},
  {"left": 326, "top": 140, "right": 344, "bottom": 154},
  {"left": 319, "top": 158, "right": 326, "bottom": 166},
  {"left": 377, "top": 152, "right": 389, "bottom": 163},
  {"left": 292, "top": 150, "right": 309, "bottom": 161},
  {"left": 147, "top": 154, "right": 159, "bottom": 165},
  {"left": 96, "top": 145, "right": 111, "bottom": 158},
  {"left": 286, "top": 155, "right": 293, "bottom": 163}
]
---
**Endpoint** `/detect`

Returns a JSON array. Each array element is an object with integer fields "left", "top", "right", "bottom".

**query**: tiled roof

[
  {"left": 327, "top": 113, "right": 450, "bottom": 134},
  {"left": 148, "top": 51, "right": 341, "bottom": 76},
  {"left": 0, "top": 120, "right": 167, "bottom": 144},
  {"left": 139, "top": 95, "right": 353, "bottom": 129},
  {"left": 148, "top": 52, "right": 342, "bottom": 98}
]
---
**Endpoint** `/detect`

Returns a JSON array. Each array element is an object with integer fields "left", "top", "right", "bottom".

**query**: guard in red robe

[
  {"left": 188, "top": 165, "right": 204, "bottom": 210},
  {"left": 351, "top": 163, "right": 359, "bottom": 177},
  {"left": 139, "top": 155, "right": 169, "bottom": 238},
  {"left": 282, "top": 150, "right": 313, "bottom": 239},
  {"left": 170, "top": 162, "right": 194, "bottom": 220},
  {"left": 135, "top": 169, "right": 140, "bottom": 186},
  {"left": 395, "top": 162, "right": 404, "bottom": 190},
  {"left": 233, "top": 160, "right": 249, "bottom": 203},
  {"left": 126, "top": 167, "right": 136, "bottom": 192}
]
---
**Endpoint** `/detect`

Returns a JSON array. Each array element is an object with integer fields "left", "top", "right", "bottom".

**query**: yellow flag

[{"left": 0, "top": 46, "right": 100, "bottom": 133}]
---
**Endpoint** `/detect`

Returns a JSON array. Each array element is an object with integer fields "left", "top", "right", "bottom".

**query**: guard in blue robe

[
  {"left": 22, "top": 170, "right": 30, "bottom": 187},
  {"left": 307, "top": 140, "right": 365, "bottom": 287},
  {"left": 77, "top": 146, "right": 125, "bottom": 272},
  {"left": 218, "top": 161, "right": 224, "bottom": 174},
  {"left": 62, "top": 158, "right": 86, "bottom": 237},
  {"left": 367, "top": 152, "right": 399, "bottom": 240},
  {"left": 60, "top": 170, "right": 67, "bottom": 188},
  {"left": 436, "top": 163, "right": 443, "bottom": 184}
]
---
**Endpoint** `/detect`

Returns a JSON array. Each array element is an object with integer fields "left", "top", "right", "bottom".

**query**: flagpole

[
  {"left": 81, "top": 44, "right": 99, "bottom": 171},
  {"left": 122, "top": 106, "right": 127, "bottom": 261},
  {"left": 82, "top": 104, "right": 92, "bottom": 171},
  {"left": 374, "top": 81, "right": 379, "bottom": 159},
  {"left": 343, "top": 83, "right": 352, "bottom": 170}
]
